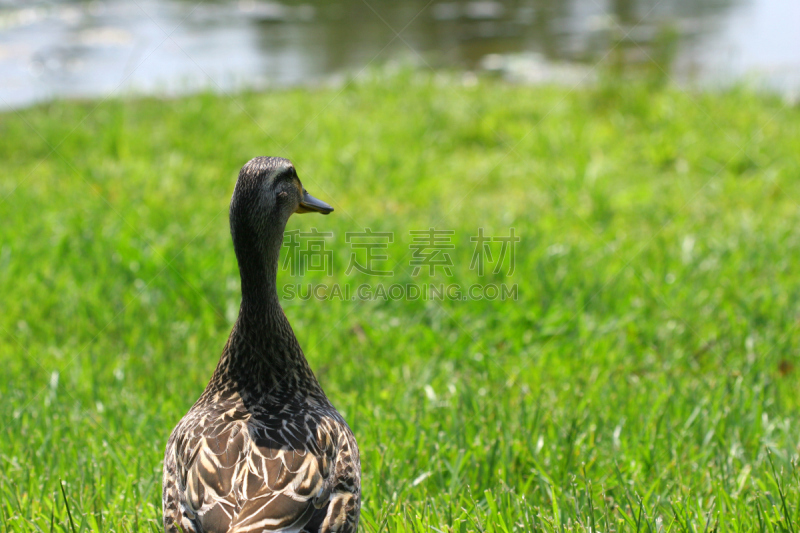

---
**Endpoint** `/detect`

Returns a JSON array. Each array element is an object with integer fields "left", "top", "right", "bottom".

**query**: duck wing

[{"left": 171, "top": 409, "right": 358, "bottom": 532}]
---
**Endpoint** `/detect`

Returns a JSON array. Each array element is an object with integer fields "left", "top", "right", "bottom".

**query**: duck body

[{"left": 163, "top": 157, "right": 360, "bottom": 532}]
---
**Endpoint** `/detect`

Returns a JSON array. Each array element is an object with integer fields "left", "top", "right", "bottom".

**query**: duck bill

[{"left": 296, "top": 190, "right": 334, "bottom": 215}]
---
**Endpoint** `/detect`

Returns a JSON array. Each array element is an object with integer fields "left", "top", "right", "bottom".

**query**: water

[{"left": 1, "top": 0, "right": 798, "bottom": 109}]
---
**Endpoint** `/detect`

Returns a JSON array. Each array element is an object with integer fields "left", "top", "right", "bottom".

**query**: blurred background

[{"left": 2, "top": 0, "right": 799, "bottom": 109}]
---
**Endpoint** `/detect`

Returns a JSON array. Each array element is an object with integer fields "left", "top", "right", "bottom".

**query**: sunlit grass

[{"left": 1, "top": 70, "right": 800, "bottom": 531}]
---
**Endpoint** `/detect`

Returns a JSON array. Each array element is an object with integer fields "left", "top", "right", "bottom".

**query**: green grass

[{"left": 1, "top": 69, "right": 800, "bottom": 531}]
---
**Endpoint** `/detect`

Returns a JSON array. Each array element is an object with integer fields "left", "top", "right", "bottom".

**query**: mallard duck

[{"left": 163, "top": 157, "right": 360, "bottom": 532}]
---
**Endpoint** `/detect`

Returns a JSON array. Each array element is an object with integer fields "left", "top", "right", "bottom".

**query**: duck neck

[
  {"left": 237, "top": 227, "right": 282, "bottom": 312},
  {"left": 209, "top": 223, "right": 319, "bottom": 396}
]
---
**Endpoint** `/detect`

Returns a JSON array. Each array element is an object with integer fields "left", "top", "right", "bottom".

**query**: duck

[{"left": 162, "top": 157, "right": 360, "bottom": 533}]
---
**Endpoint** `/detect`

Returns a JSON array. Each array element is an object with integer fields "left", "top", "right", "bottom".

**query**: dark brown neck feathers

[{"left": 204, "top": 190, "right": 321, "bottom": 400}]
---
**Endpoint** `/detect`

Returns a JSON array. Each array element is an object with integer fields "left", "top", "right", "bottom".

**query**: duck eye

[{"left": 277, "top": 191, "right": 288, "bottom": 200}]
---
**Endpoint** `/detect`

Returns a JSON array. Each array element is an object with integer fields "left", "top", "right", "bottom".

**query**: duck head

[
  {"left": 230, "top": 157, "right": 333, "bottom": 304},
  {"left": 232, "top": 155, "right": 331, "bottom": 222}
]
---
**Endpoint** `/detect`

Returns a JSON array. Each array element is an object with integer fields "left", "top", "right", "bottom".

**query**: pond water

[{"left": 1, "top": 0, "right": 798, "bottom": 109}]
